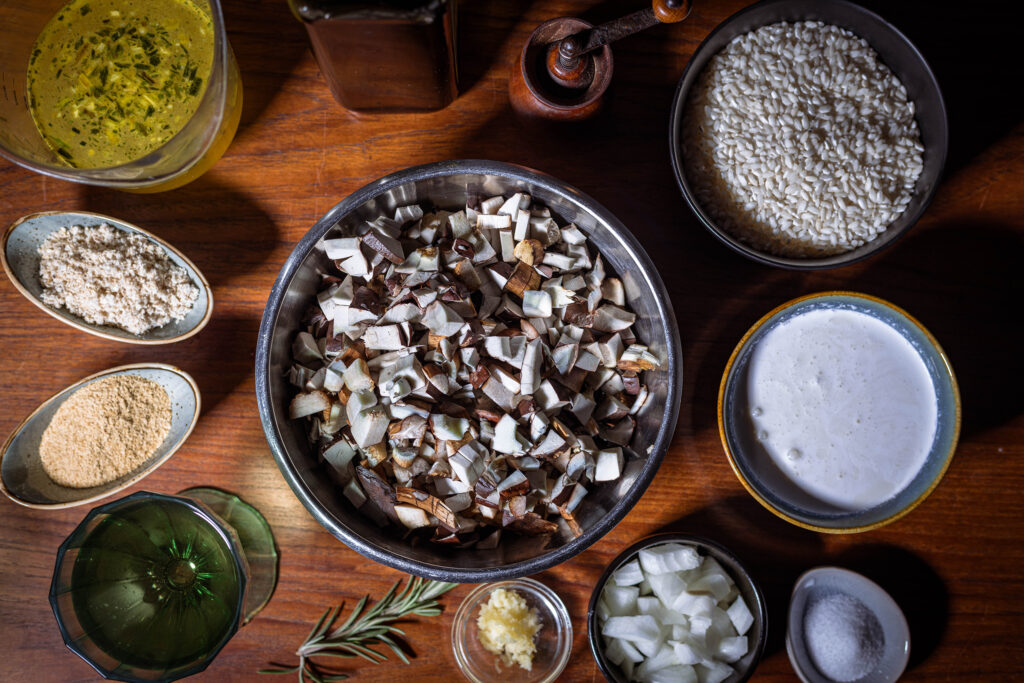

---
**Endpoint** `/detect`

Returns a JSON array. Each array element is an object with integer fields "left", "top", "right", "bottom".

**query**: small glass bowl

[{"left": 451, "top": 578, "right": 572, "bottom": 683}]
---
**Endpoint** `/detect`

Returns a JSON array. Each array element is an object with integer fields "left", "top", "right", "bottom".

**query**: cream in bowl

[
  {"left": 2, "top": 211, "right": 212, "bottom": 344},
  {"left": 719, "top": 292, "right": 960, "bottom": 532},
  {"left": 1, "top": 363, "right": 200, "bottom": 509}
]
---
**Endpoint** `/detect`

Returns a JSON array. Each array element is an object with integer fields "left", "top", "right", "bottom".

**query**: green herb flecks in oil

[{"left": 27, "top": 0, "right": 214, "bottom": 169}]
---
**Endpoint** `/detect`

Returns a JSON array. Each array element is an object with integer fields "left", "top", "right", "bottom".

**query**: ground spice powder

[{"left": 39, "top": 375, "right": 172, "bottom": 488}]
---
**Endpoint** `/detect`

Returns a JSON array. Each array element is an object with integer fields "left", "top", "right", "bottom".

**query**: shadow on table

[
  {"left": 179, "top": 311, "right": 263, "bottom": 419},
  {"left": 81, "top": 176, "right": 281, "bottom": 290},
  {"left": 856, "top": 221, "right": 1024, "bottom": 439},
  {"left": 223, "top": 0, "right": 310, "bottom": 138},
  {"left": 833, "top": 543, "right": 948, "bottom": 672},
  {"left": 653, "top": 495, "right": 824, "bottom": 660},
  {"left": 458, "top": 0, "right": 541, "bottom": 96},
  {"left": 682, "top": 217, "right": 1024, "bottom": 443},
  {"left": 855, "top": 0, "right": 1022, "bottom": 175}
]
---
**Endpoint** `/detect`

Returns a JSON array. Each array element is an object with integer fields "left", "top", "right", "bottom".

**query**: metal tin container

[{"left": 289, "top": 0, "right": 458, "bottom": 112}]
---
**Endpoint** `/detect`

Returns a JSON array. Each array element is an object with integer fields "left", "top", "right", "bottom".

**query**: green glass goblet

[{"left": 49, "top": 489, "right": 277, "bottom": 682}]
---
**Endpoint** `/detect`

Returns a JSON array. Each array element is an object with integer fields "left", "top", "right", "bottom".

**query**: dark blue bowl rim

[{"left": 668, "top": 0, "right": 949, "bottom": 270}]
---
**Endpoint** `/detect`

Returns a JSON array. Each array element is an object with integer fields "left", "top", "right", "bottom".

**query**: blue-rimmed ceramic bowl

[{"left": 718, "top": 291, "right": 960, "bottom": 532}]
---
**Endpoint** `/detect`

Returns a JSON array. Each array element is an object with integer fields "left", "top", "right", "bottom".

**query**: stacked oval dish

[{"left": 1, "top": 211, "right": 210, "bottom": 508}]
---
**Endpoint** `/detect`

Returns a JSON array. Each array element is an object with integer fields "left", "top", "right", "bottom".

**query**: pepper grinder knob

[{"left": 510, "top": 0, "right": 693, "bottom": 121}]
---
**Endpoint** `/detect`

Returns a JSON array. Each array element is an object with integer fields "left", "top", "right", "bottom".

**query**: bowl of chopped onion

[
  {"left": 588, "top": 533, "right": 767, "bottom": 683},
  {"left": 256, "top": 160, "right": 682, "bottom": 582}
]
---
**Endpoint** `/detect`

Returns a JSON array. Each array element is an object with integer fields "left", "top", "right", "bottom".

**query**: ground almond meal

[
  {"left": 39, "top": 375, "right": 172, "bottom": 488},
  {"left": 38, "top": 223, "right": 199, "bottom": 335}
]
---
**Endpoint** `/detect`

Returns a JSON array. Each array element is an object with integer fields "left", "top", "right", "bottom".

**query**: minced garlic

[{"left": 477, "top": 588, "right": 541, "bottom": 671}]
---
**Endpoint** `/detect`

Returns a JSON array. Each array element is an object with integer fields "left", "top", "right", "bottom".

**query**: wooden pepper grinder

[{"left": 510, "top": 0, "right": 692, "bottom": 120}]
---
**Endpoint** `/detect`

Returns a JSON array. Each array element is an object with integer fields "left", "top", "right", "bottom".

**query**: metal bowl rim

[{"left": 255, "top": 159, "right": 683, "bottom": 582}]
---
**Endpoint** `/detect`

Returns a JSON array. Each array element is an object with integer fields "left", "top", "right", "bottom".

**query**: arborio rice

[{"left": 681, "top": 21, "right": 924, "bottom": 258}]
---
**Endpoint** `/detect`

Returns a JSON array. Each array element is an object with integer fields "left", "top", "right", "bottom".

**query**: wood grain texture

[{"left": 2, "top": 1, "right": 1022, "bottom": 680}]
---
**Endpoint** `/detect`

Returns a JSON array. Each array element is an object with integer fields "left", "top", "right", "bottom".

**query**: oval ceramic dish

[
  {"left": 587, "top": 533, "right": 768, "bottom": 682},
  {"left": 0, "top": 363, "right": 201, "bottom": 509},
  {"left": 1, "top": 210, "right": 213, "bottom": 343},
  {"left": 718, "top": 292, "right": 961, "bottom": 532},
  {"left": 668, "top": 0, "right": 948, "bottom": 269},
  {"left": 787, "top": 567, "right": 910, "bottom": 683}
]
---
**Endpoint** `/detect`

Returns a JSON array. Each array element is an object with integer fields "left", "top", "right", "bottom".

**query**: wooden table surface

[{"left": 2, "top": 1, "right": 1022, "bottom": 680}]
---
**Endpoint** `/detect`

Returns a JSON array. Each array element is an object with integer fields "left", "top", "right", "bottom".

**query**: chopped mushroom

[{"left": 289, "top": 194, "right": 662, "bottom": 550}]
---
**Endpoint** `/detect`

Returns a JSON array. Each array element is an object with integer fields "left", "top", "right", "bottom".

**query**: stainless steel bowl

[
  {"left": 669, "top": 0, "right": 948, "bottom": 269},
  {"left": 256, "top": 160, "right": 683, "bottom": 582}
]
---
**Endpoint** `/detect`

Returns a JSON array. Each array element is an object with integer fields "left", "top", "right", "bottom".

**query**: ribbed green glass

[{"left": 51, "top": 491, "right": 248, "bottom": 682}]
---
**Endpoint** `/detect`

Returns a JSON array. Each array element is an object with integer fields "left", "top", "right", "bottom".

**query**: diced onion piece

[
  {"left": 639, "top": 543, "right": 701, "bottom": 575},
  {"left": 603, "top": 585, "right": 640, "bottom": 617},
  {"left": 727, "top": 595, "right": 754, "bottom": 636},
  {"left": 602, "top": 615, "right": 661, "bottom": 646},
  {"left": 612, "top": 558, "right": 644, "bottom": 586}
]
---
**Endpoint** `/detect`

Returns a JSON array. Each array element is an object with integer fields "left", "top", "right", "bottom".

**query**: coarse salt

[{"left": 803, "top": 592, "right": 885, "bottom": 682}]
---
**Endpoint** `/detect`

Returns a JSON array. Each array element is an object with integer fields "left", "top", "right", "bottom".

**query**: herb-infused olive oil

[{"left": 27, "top": 0, "right": 214, "bottom": 168}]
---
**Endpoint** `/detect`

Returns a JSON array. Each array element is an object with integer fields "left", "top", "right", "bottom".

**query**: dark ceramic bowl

[
  {"left": 669, "top": 0, "right": 948, "bottom": 269},
  {"left": 255, "top": 160, "right": 683, "bottom": 582},
  {"left": 587, "top": 533, "right": 768, "bottom": 682}
]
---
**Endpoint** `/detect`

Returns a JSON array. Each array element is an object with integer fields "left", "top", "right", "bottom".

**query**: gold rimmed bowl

[{"left": 718, "top": 292, "right": 960, "bottom": 532}]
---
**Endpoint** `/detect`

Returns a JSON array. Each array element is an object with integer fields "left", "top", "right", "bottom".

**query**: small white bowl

[
  {"left": 787, "top": 567, "right": 910, "bottom": 683},
  {"left": 0, "top": 363, "right": 201, "bottom": 509},
  {"left": 1, "top": 210, "right": 212, "bottom": 344}
]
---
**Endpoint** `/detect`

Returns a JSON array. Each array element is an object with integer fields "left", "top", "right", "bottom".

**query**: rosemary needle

[{"left": 260, "top": 576, "right": 458, "bottom": 683}]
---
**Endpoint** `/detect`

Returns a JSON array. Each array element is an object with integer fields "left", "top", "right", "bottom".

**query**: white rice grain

[{"left": 681, "top": 21, "right": 924, "bottom": 257}]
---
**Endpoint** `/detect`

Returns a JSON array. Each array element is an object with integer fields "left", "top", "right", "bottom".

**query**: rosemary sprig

[{"left": 260, "top": 576, "right": 458, "bottom": 683}]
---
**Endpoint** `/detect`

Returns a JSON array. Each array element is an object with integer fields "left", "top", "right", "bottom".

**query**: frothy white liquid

[{"left": 747, "top": 308, "right": 938, "bottom": 510}]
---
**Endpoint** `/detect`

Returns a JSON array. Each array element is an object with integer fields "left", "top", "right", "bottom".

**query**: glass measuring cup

[{"left": 0, "top": 0, "right": 242, "bottom": 192}]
